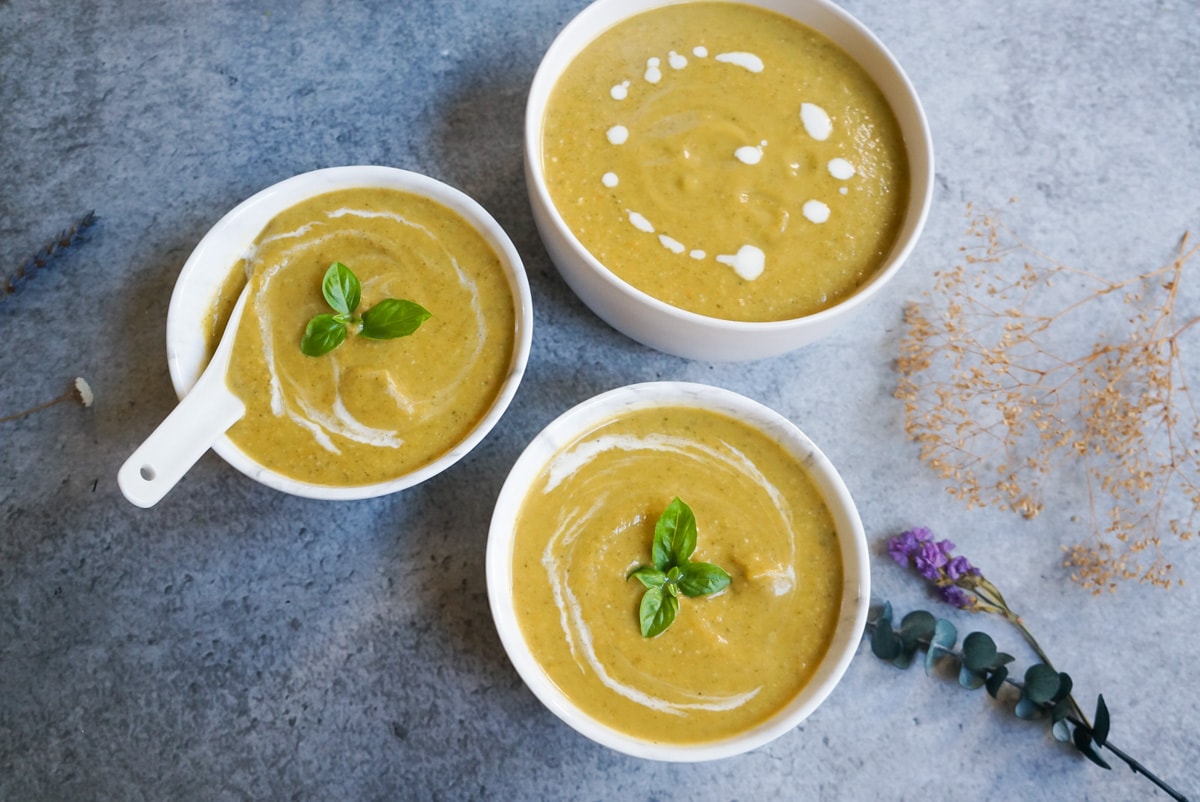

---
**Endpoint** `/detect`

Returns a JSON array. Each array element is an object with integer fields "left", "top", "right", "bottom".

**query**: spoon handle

[{"left": 118, "top": 289, "right": 249, "bottom": 508}]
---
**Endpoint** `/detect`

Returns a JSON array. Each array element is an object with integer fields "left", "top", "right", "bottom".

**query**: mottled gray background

[{"left": 2, "top": 1, "right": 1198, "bottom": 800}]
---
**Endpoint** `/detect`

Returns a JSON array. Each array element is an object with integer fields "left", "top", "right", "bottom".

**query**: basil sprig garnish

[
  {"left": 627, "top": 497, "right": 732, "bottom": 638},
  {"left": 300, "top": 261, "right": 431, "bottom": 357}
]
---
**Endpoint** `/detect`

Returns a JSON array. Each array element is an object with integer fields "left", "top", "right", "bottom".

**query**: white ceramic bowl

[
  {"left": 525, "top": 0, "right": 933, "bottom": 361},
  {"left": 166, "top": 165, "right": 533, "bottom": 501},
  {"left": 486, "top": 382, "right": 869, "bottom": 760}
]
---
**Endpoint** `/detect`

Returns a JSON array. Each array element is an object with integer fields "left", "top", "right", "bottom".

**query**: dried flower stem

[
  {"left": 2, "top": 211, "right": 96, "bottom": 303},
  {"left": 897, "top": 206, "right": 1200, "bottom": 591},
  {"left": 0, "top": 377, "right": 93, "bottom": 424}
]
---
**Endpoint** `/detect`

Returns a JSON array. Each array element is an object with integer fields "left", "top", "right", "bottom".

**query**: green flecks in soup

[
  {"left": 542, "top": 2, "right": 909, "bottom": 322},
  {"left": 207, "top": 187, "right": 515, "bottom": 487},
  {"left": 511, "top": 404, "right": 844, "bottom": 744}
]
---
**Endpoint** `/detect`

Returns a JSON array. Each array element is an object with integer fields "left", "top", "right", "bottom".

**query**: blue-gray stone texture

[{"left": 2, "top": 1, "right": 1197, "bottom": 799}]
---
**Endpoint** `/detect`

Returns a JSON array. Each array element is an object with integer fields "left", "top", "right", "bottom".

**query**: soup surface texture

[
  {"left": 542, "top": 2, "right": 909, "bottom": 322},
  {"left": 511, "top": 404, "right": 843, "bottom": 743},
  {"left": 208, "top": 187, "right": 515, "bottom": 486}
]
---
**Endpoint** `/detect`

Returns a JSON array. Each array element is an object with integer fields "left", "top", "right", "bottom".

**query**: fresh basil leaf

[
  {"left": 322, "top": 262, "right": 361, "bottom": 317},
  {"left": 301, "top": 314, "right": 348, "bottom": 356},
  {"left": 677, "top": 561, "right": 731, "bottom": 597},
  {"left": 628, "top": 565, "right": 666, "bottom": 588},
  {"left": 360, "top": 298, "right": 431, "bottom": 340},
  {"left": 653, "top": 497, "right": 698, "bottom": 569},
  {"left": 639, "top": 586, "right": 679, "bottom": 638}
]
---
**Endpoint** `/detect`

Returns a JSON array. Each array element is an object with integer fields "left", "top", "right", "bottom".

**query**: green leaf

[
  {"left": 639, "top": 586, "right": 678, "bottom": 638},
  {"left": 991, "top": 652, "right": 1016, "bottom": 670},
  {"left": 1024, "top": 663, "right": 1061, "bottom": 704},
  {"left": 958, "top": 665, "right": 985, "bottom": 690},
  {"left": 1051, "top": 672, "right": 1073, "bottom": 703},
  {"left": 627, "top": 565, "right": 666, "bottom": 588},
  {"left": 322, "top": 261, "right": 361, "bottom": 316},
  {"left": 985, "top": 664, "right": 1008, "bottom": 698},
  {"left": 360, "top": 298, "right": 431, "bottom": 340},
  {"left": 924, "top": 618, "right": 958, "bottom": 676},
  {"left": 677, "top": 561, "right": 731, "bottom": 597},
  {"left": 899, "top": 610, "right": 936, "bottom": 643},
  {"left": 870, "top": 616, "right": 900, "bottom": 661},
  {"left": 653, "top": 497, "right": 697, "bottom": 569},
  {"left": 1052, "top": 719, "right": 1072, "bottom": 743},
  {"left": 1073, "top": 726, "right": 1112, "bottom": 770},
  {"left": 891, "top": 642, "right": 917, "bottom": 670},
  {"left": 301, "top": 314, "right": 348, "bottom": 357},
  {"left": 1093, "top": 695, "right": 1110, "bottom": 747},
  {"left": 962, "top": 631, "right": 998, "bottom": 673},
  {"left": 1014, "top": 693, "right": 1042, "bottom": 720}
]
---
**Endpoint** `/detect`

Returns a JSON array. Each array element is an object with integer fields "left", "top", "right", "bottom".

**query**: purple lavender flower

[
  {"left": 946, "top": 555, "right": 980, "bottom": 582},
  {"left": 938, "top": 584, "right": 974, "bottom": 609},
  {"left": 887, "top": 527, "right": 934, "bottom": 566},
  {"left": 913, "top": 538, "right": 955, "bottom": 580}
]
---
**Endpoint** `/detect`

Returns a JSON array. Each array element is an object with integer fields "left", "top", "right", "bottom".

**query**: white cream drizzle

[
  {"left": 734, "top": 140, "right": 767, "bottom": 165},
  {"left": 536, "top": 429, "right": 813, "bottom": 714},
  {"left": 716, "top": 244, "right": 766, "bottom": 281},
  {"left": 802, "top": 199, "right": 831, "bottom": 224},
  {"left": 242, "top": 206, "right": 490, "bottom": 455},
  {"left": 800, "top": 102, "right": 832, "bottom": 141},
  {"left": 598, "top": 44, "right": 853, "bottom": 280},
  {"left": 827, "top": 157, "right": 856, "bottom": 180},
  {"left": 644, "top": 56, "right": 662, "bottom": 84},
  {"left": 715, "top": 51, "right": 764, "bottom": 73}
]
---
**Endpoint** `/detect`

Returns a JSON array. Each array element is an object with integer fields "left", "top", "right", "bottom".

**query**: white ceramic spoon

[{"left": 118, "top": 288, "right": 249, "bottom": 508}]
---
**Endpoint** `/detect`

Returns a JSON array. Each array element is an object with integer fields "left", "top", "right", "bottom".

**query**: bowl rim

[
  {"left": 524, "top": 0, "right": 934, "bottom": 336},
  {"left": 165, "top": 165, "right": 534, "bottom": 501},
  {"left": 486, "top": 381, "right": 870, "bottom": 761}
]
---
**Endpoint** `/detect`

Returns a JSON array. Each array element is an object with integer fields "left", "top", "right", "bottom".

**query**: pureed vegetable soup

[
  {"left": 511, "top": 404, "right": 843, "bottom": 743},
  {"left": 542, "top": 2, "right": 909, "bottom": 322},
  {"left": 206, "top": 188, "right": 515, "bottom": 486}
]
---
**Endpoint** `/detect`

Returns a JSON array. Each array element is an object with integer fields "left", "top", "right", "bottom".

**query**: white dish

[
  {"left": 486, "top": 381, "right": 870, "bottom": 760},
  {"left": 525, "top": 0, "right": 934, "bottom": 360},
  {"left": 165, "top": 165, "right": 533, "bottom": 501}
]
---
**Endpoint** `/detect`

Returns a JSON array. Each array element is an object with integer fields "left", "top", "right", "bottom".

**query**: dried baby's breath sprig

[
  {"left": 2, "top": 211, "right": 97, "bottom": 303},
  {"left": 896, "top": 205, "right": 1199, "bottom": 591},
  {"left": 0, "top": 377, "right": 94, "bottom": 424}
]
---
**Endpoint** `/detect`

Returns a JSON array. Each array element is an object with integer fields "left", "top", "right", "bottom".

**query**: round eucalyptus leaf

[
  {"left": 924, "top": 619, "right": 958, "bottom": 676},
  {"left": 1024, "top": 663, "right": 1061, "bottom": 704},
  {"left": 870, "top": 617, "right": 900, "bottom": 660},
  {"left": 958, "top": 664, "right": 985, "bottom": 690},
  {"left": 962, "top": 631, "right": 998, "bottom": 672}
]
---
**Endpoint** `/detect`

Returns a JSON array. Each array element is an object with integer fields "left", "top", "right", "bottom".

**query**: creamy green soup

[
  {"left": 207, "top": 188, "right": 515, "bottom": 487},
  {"left": 542, "top": 2, "right": 909, "bottom": 322},
  {"left": 511, "top": 404, "right": 843, "bottom": 744}
]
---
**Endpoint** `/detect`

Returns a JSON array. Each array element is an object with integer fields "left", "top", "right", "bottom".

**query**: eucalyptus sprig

[
  {"left": 872, "top": 527, "right": 1189, "bottom": 801},
  {"left": 301, "top": 261, "right": 430, "bottom": 357},
  {"left": 627, "top": 497, "right": 731, "bottom": 638}
]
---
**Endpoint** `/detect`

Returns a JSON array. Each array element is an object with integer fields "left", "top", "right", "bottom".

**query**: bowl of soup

[
  {"left": 166, "top": 165, "right": 533, "bottom": 500},
  {"left": 526, "top": 0, "right": 933, "bottom": 360},
  {"left": 487, "top": 382, "right": 869, "bottom": 760}
]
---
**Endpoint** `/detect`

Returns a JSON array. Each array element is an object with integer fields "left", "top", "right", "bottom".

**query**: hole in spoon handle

[{"left": 118, "top": 381, "right": 245, "bottom": 508}]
